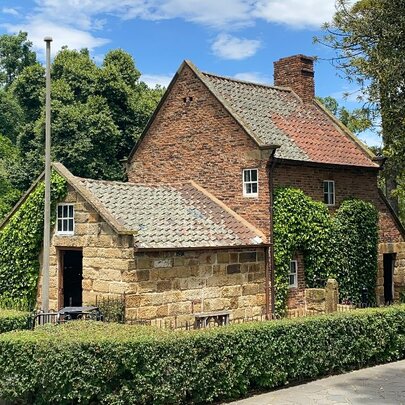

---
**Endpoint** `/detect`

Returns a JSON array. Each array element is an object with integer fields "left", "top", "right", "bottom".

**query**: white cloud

[
  {"left": 141, "top": 73, "right": 173, "bottom": 88},
  {"left": 2, "top": 7, "right": 20, "bottom": 16},
  {"left": 234, "top": 71, "right": 271, "bottom": 84},
  {"left": 3, "top": 17, "right": 109, "bottom": 58},
  {"left": 253, "top": 0, "right": 336, "bottom": 28},
  {"left": 212, "top": 33, "right": 261, "bottom": 60}
]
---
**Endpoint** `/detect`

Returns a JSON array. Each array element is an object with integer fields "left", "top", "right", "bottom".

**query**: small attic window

[
  {"left": 56, "top": 204, "right": 74, "bottom": 235},
  {"left": 183, "top": 96, "right": 193, "bottom": 105}
]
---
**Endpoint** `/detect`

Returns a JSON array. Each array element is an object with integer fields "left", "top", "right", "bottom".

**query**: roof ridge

[
  {"left": 80, "top": 177, "right": 192, "bottom": 189},
  {"left": 201, "top": 71, "right": 292, "bottom": 93}
]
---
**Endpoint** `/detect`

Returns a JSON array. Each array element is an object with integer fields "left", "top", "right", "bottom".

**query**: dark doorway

[
  {"left": 383, "top": 253, "right": 395, "bottom": 304},
  {"left": 61, "top": 250, "right": 83, "bottom": 307}
]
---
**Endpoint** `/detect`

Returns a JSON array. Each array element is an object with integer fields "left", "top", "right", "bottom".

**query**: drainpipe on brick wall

[{"left": 267, "top": 146, "right": 280, "bottom": 319}]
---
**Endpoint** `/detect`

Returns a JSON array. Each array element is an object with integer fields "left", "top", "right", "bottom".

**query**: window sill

[{"left": 56, "top": 232, "right": 74, "bottom": 236}]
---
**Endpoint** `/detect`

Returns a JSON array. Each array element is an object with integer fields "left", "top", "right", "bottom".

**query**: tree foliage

[
  {"left": 318, "top": 0, "right": 405, "bottom": 216},
  {"left": 0, "top": 33, "right": 164, "bottom": 219},
  {"left": 317, "top": 96, "right": 372, "bottom": 135}
]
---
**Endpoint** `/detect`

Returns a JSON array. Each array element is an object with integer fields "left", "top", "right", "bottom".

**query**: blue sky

[{"left": 0, "top": 0, "right": 380, "bottom": 146}]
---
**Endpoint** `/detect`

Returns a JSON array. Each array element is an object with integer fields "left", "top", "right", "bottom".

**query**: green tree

[
  {"left": 318, "top": 0, "right": 405, "bottom": 216},
  {"left": 317, "top": 96, "right": 372, "bottom": 135},
  {"left": 0, "top": 89, "right": 24, "bottom": 143},
  {"left": 10, "top": 45, "right": 164, "bottom": 187},
  {"left": 0, "top": 31, "right": 37, "bottom": 88},
  {"left": 0, "top": 135, "right": 21, "bottom": 219}
]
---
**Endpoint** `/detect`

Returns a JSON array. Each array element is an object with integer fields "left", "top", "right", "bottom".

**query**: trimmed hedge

[
  {"left": 0, "top": 309, "right": 30, "bottom": 334},
  {"left": 1, "top": 306, "right": 405, "bottom": 404}
]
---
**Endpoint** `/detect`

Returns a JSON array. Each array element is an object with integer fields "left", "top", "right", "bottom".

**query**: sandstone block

[
  {"left": 198, "top": 265, "right": 213, "bottom": 277},
  {"left": 138, "top": 281, "right": 158, "bottom": 293},
  {"left": 217, "top": 252, "right": 229, "bottom": 263},
  {"left": 136, "top": 269, "right": 150, "bottom": 282},
  {"left": 137, "top": 257, "right": 152, "bottom": 269},
  {"left": 138, "top": 306, "right": 157, "bottom": 319},
  {"left": 227, "top": 264, "right": 241, "bottom": 274},
  {"left": 229, "top": 253, "right": 238, "bottom": 263},
  {"left": 109, "top": 282, "right": 127, "bottom": 294},
  {"left": 168, "top": 302, "right": 192, "bottom": 316},
  {"left": 221, "top": 285, "right": 242, "bottom": 298},
  {"left": 157, "top": 280, "right": 172, "bottom": 292},
  {"left": 156, "top": 305, "right": 169, "bottom": 317},
  {"left": 92, "top": 280, "right": 110, "bottom": 293},
  {"left": 239, "top": 252, "right": 256, "bottom": 263}
]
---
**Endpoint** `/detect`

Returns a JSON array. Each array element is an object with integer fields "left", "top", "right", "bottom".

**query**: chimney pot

[{"left": 273, "top": 54, "right": 315, "bottom": 102}]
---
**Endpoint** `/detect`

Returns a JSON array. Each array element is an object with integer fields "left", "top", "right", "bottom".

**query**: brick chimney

[{"left": 273, "top": 55, "right": 315, "bottom": 102}]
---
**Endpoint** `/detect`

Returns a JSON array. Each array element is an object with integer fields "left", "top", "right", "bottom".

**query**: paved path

[{"left": 228, "top": 360, "right": 405, "bottom": 404}]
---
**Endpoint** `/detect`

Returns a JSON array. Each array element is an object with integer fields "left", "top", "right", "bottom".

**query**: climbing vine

[
  {"left": 0, "top": 172, "right": 67, "bottom": 309},
  {"left": 273, "top": 187, "right": 378, "bottom": 315},
  {"left": 334, "top": 199, "right": 378, "bottom": 305}
]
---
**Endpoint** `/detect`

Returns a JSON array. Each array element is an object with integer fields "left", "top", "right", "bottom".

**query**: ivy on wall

[
  {"left": 334, "top": 200, "right": 378, "bottom": 304},
  {"left": 0, "top": 172, "right": 67, "bottom": 309},
  {"left": 273, "top": 187, "right": 379, "bottom": 314}
]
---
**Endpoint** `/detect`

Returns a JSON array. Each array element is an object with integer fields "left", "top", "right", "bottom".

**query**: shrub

[
  {"left": 1, "top": 306, "right": 405, "bottom": 404},
  {"left": 0, "top": 309, "right": 30, "bottom": 334}
]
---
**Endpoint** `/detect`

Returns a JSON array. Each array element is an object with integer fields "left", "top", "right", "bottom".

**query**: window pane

[
  {"left": 244, "top": 170, "right": 250, "bottom": 182},
  {"left": 57, "top": 206, "right": 63, "bottom": 218},
  {"left": 246, "top": 183, "right": 252, "bottom": 194},
  {"left": 324, "top": 181, "right": 329, "bottom": 193},
  {"left": 57, "top": 219, "right": 62, "bottom": 231},
  {"left": 289, "top": 275, "right": 295, "bottom": 286},
  {"left": 251, "top": 169, "right": 258, "bottom": 181},
  {"left": 63, "top": 205, "right": 68, "bottom": 217},
  {"left": 63, "top": 219, "right": 67, "bottom": 232},
  {"left": 68, "top": 205, "right": 74, "bottom": 217},
  {"left": 251, "top": 183, "right": 258, "bottom": 193},
  {"left": 68, "top": 219, "right": 74, "bottom": 232}
]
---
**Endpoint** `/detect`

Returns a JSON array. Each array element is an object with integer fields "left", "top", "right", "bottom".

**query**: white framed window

[
  {"left": 323, "top": 180, "right": 335, "bottom": 206},
  {"left": 243, "top": 168, "right": 258, "bottom": 197},
  {"left": 56, "top": 204, "right": 74, "bottom": 235},
  {"left": 289, "top": 260, "right": 298, "bottom": 288}
]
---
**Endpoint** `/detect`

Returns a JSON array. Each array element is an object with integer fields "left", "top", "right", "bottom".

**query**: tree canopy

[
  {"left": 0, "top": 33, "right": 164, "bottom": 220},
  {"left": 318, "top": 0, "right": 405, "bottom": 217}
]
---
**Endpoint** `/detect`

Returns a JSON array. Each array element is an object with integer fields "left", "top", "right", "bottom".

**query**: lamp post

[{"left": 42, "top": 36, "right": 52, "bottom": 313}]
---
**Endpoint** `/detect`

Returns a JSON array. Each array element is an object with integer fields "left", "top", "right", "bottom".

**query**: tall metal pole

[{"left": 42, "top": 36, "right": 52, "bottom": 313}]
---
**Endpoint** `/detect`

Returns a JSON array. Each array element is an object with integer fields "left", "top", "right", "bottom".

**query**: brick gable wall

[{"left": 127, "top": 64, "right": 272, "bottom": 238}]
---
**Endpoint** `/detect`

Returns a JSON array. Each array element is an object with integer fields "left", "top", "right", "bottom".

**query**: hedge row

[
  {"left": 0, "top": 309, "right": 30, "bottom": 334},
  {"left": 1, "top": 306, "right": 405, "bottom": 404}
]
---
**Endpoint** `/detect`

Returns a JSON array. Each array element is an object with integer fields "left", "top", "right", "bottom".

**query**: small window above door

[{"left": 57, "top": 204, "right": 74, "bottom": 235}]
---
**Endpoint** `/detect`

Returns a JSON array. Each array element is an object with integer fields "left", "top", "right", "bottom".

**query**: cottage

[{"left": 2, "top": 54, "right": 404, "bottom": 322}]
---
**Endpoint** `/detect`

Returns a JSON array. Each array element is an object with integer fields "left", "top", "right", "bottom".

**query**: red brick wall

[
  {"left": 128, "top": 64, "right": 271, "bottom": 238},
  {"left": 274, "top": 162, "right": 404, "bottom": 244},
  {"left": 274, "top": 55, "right": 315, "bottom": 103}
]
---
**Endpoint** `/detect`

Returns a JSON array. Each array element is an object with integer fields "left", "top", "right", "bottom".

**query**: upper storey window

[
  {"left": 56, "top": 204, "right": 74, "bottom": 235},
  {"left": 243, "top": 169, "right": 258, "bottom": 197},
  {"left": 323, "top": 180, "right": 335, "bottom": 206}
]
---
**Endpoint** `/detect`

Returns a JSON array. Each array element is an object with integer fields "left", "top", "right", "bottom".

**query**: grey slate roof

[
  {"left": 79, "top": 177, "right": 265, "bottom": 249},
  {"left": 201, "top": 73, "right": 310, "bottom": 161}
]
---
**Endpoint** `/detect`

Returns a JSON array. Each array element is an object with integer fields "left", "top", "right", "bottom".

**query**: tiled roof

[
  {"left": 79, "top": 177, "right": 265, "bottom": 249},
  {"left": 199, "top": 71, "right": 378, "bottom": 168}
]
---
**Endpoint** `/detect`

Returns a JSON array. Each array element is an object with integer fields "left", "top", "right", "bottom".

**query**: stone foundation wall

[{"left": 126, "top": 248, "right": 266, "bottom": 323}]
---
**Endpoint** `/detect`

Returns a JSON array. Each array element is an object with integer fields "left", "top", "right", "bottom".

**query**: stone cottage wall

[
  {"left": 37, "top": 187, "right": 267, "bottom": 320},
  {"left": 37, "top": 186, "right": 135, "bottom": 310},
  {"left": 125, "top": 248, "right": 266, "bottom": 323}
]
